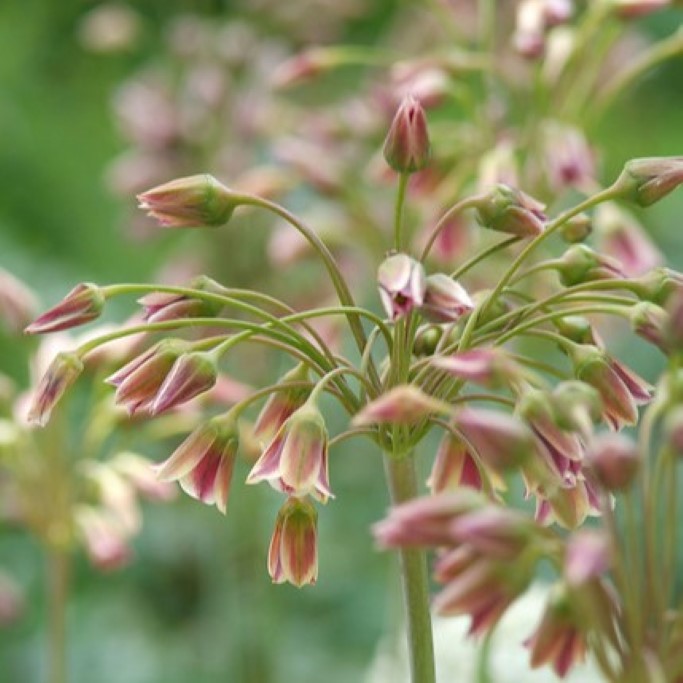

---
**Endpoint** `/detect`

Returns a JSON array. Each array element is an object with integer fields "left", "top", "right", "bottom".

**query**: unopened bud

[
  {"left": 382, "top": 95, "right": 431, "bottom": 173},
  {"left": 25, "top": 283, "right": 105, "bottom": 334},
  {"left": 553, "top": 316, "right": 599, "bottom": 345},
  {"left": 560, "top": 213, "right": 592, "bottom": 244},
  {"left": 630, "top": 301, "right": 669, "bottom": 352},
  {"left": 413, "top": 324, "right": 443, "bottom": 356},
  {"left": 632, "top": 268, "right": 683, "bottom": 306},
  {"left": 420, "top": 274, "right": 474, "bottom": 323},
  {"left": 613, "top": 156, "right": 683, "bottom": 207},
  {"left": 352, "top": 385, "right": 451, "bottom": 427},
  {"left": 585, "top": 433, "right": 640, "bottom": 491},
  {"left": 138, "top": 174, "right": 243, "bottom": 228},
  {"left": 557, "top": 244, "right": 625, "bottom": 287},
  {"left": 474, "top": 184, "right": 546, "bottom": 237}
]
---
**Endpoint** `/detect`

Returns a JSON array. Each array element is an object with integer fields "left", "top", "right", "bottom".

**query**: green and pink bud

[
  {"left": 138, "top": 277, "right": 224, "bottom": 323},
  {"left": 630, "top": 302, "right": 669, "bottom": 353},
  {"left": 382, "top": 94, "right": 431, "bottom": 174},
  {"left": 25, "top": 283, "right": 105, "bottom": 335},
  {"left": 474, "top": 184, "right": 546, "bottom": 237},
  {"left": 585, "top": 433, "right": 640, "bottom": 492},
  {"left": 27, "top": 351, "right": 84, "bottom": 426},
  {"left": 268, "top": 497, "right": 318, "bottom": 587},
  {"left": 613, "top": 156, "right": 683, "bottom": 206},
  {"left": 564, "top": 530, "right": 611, "bottom": 587},
  {"left": 431, "top": 348, "right": 522, "bottom": 388},
  {"left": 557, "top": 244, "right": 626, "bottom": 287},
  {"left": 377, "top": 253, "right": 426, "bottom": 321},
  {"left": 427, "top": 432, "right": 482, "bottom": 494},
  {"left": 137, "top": 174, "right": 242, "bottom": 228},
  {"left": 246, "top": 403, "right": 332, "bottom": 503},
  {"left": 155, "top": 415, "right": 238, "bottom": 514},
  {"left": 559, "top": 213, "right": 592, "bottom": 244},
  {"left": 352, "top": 385, "right": 451, "bottom": 427},
  {"left": 420, "top": 274, "right": 474, "bottom": 323}
]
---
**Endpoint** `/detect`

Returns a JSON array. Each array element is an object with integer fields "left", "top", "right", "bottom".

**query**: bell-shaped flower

[
  {"left": 584, "top": 432, "right": 640, "bottom": 492},
  {"left": 25, "top": 283, "right": 105, "bottom": 335},
  {"left": 27, "top": 351, "right": 84, "bottom": 426},
  {"left": 268, "top": 497, "right": 318, "bottom": 587},
  {"left": 431, "top": 348, "right": 522, "bottom": 388},
  {"left": 377, "top": 253, "right": 426, "bottom": 321},
  {"left": 246, "top": 403, "right": 332, "bottom": 503},
  {"left": 352, "top": 385, "right": 451, "bottom": 427},
  {"left": 137, "top": 174, "right": 243, "bottom": 228},
  {"left": 420, "top": 274, "right": 474, "bottom": 323},
  {"left": 155, "top": 415, "right": 238, "bottom": 514},
  {"left": 427, "top": 432, "right": 483, "bottom": 494},
  {"left": 382, "top": 94, "right": 431, "bottom": 173}
]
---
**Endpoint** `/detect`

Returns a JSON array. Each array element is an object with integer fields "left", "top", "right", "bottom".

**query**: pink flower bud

[
  {"left": 25, "top": 283, "right": 105, "bottom": 335},
  {"left": 557, "top": 244, "right": 626, "bottom": 287},
  {"left": 585, "top": 433, "right": 640, "bottom": 491},
  {"left": 247, "top": 404, "right": 332, "bottom": 503},
  {"left": 559, "top": 213, "right": 592, "bottom": 244},
  {"left": 271, "top": 47, "right": 335, "bottom": 89},
  {"left": 138, "top": 276, "right": 224, "bottom": 323},
  {"left": 630, "top": 301, "right": 669, "bottom": 352},
  {"left": 542, "top": 122, "right": 595, "bottom": 192},
  {"left": 474, "top": 184, "right": 546, "bottom": 237},
  {"left": 382, "top": 94, "right": 431, "bottom": 173},
  {"left": 549, "top": 381, "right": 602, "bottom": 438},
  {"left": 612, "top": 0, "right": 671, "bottom": 18},
  {"left": 420, "top": 274, "right": 474, "bottom": 323},
  {"left": 0, "top": 268, "right": 38, "bottom": 334},
  {"left": 427, "top": 433, "right": 482, "bottom": 493},
  {"left": 150, "top": 351, "right": 218, "bottom": 415},
  {"left": 156, "top": 415, "right": 238, "bottom": 514},
  {"left": 27, "top": 351, "right": 84, "bottom": 426},
  {"left": 565, "top": 530, "right": 611, "bottom": 586},
  {"left": 542, "top": 0, "right": 573, "bottom": 25},
  {"left": 268, "top": 497, "right": 318, "bottom": 587},
  {"left": 595, "top": 203, "right": 662, "bottom": 276},
  {"left": 137, "top": 174, "right": 243, "bottom": 228},
  {"left": 377, "top": 253, "right": 426, "bottom": 321},
  {"left": 106, "top": 339, "right": 190, "bottom": 415},
  {"left": 74, "top": 505, "right": 132, "bottom": 572},
  {"left": 525, "top": 583, "right": 586, "bottom": 677},
  {"left": 351, "top": 385, "right": 451, "bottom": 427},
  {"left": 613, "top": 156, "right": 683, "bottom": 207},
  {"left": 431, "top": 348, "right": 521, "bottom": 388}
]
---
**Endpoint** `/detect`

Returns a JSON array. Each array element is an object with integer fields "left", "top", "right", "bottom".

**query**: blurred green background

[{"left": 1, "top": 1, "right": 682, "bottom": 682}]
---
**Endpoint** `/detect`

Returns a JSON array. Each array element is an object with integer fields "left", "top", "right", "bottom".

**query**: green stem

[
  {"left": 47, "top": 546, "right": 69, "bottom": 683},
  {"left": 394, "top": 172, "right": 410, "bottom": 251},
  {"left": 383, "top": 452, "right": 436, "bottom": 683}
]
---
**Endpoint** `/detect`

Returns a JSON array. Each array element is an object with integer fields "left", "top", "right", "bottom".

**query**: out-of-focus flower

[
  {"left": 614, "top": 156, "right": 683, "bottom": 207},
  {"left": 247, "top": 403, "right": 332, "bottom": 503},
  {"left": 420, "top": 274, "right": 474, "bottom": 323},
  {"left": 382, "top": 94, "right": 431, "bottom": 173},
  {"left": 427, "top": 432, "right": 483, "bottom": 493},
  {"left": 630, "top": 301, "right": 669, "bottom": 352},
  {"left": 514, "top": 0, "right": 546, "bottom": 58},
  {"left": 611, "top": 0, "right": 671, "bottom": 18},
  {"left": 156, "top": 415, "right": 238, "bottom": 514},
  {"left": 584, "top": 433, "right": 640, "bottom": 491},
  {"left": 268, "top": 496, "right": 318, "bottom": 587},
  {"left": 27, "top": 352, "right": 84, "bottom": 427},
  {"left": 0, "top": 268, "right": 37, "bottom": 334},
  {"left": 541, "top": 122, "right": 595, "bottom": 193},
  {"left": 474, "top": 185, "right": 546, "bottom": 238},
  {"left": 25, "top": 283, "right": 105, "bottom": 335},
  {"left": 432, "top": 348, "right": 522, "bottom": 388},
  {"left": 564, "top": 530, "right": 611, "bottom": 587},
  {"left": 377, "top": 253, "right": 426, "bottom": 321},
  {"left": 78, "top": 3, "right": 141, "bottom": 53},
  {"left": 74, "top": 505, "right": 133, "bottom": 572},
  {"left": 137, "top": 174, "right": 243, "bottom": 228},
  {"left": 352, "top": 385, "right": 451, "bottom": 426}
]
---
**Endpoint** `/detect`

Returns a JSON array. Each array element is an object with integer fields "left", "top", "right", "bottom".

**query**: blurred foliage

[{"left": 0, "top": 1, "right": 682, "bottom": 682}]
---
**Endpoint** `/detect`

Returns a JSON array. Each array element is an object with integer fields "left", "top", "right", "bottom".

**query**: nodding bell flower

[
  {"left": 246, "top": 402, "right": 332, "bottom": 503},
  {"left": 137, "top": 174, "right": 243, "bottom": 228},
  {"left": 474, "top": 184, "right": 546, "bottom": 237},
  {"left": 431, "top": 348, "right": 522, "bottom": 389},
  {"left": 25, "top": 283, "right": 105, "bottom": 335},
  {"left": 27, "top": 351, "right": 84, "bottom": 426},
  {"left": 252, "top": 363, "right": 311, "bottom": 445},
  {"left": 268, "top": 497, "right": 318, "bottom": 587},
  {"left": 557, "top": 244, "right": 626, "bottom": 287},
  {"left": 106, "top": 339, "right": 190, "bottom": 415},
  {"left": 613, "top": 156, "right": 683, "bottom": 207},
  {"left": 565, "top": 530, "right": 611, "bottom": 587},
  {"left": 420, "top": 274, "right": 474, "bottom": 323},
  {"left": 382, "top": 94, "right": 431, "bottom": 173},
  {"left": 427, "top": 432, "right": 483, "bottom": 494},
  {"left": 351, "top": 385, "right": 451, "bottom": 427},
  {"left": 138, "top": 276, "right": 225, "bottom": 323},
  {"left": 585, "top": 433, "right": 640, "bottom": 492},
  {"left": 570, "top": 346, "right": 653, "bottom": 431},
  {"left": 377, "top": 253, "right": 426, "bottom": 321},
  {"left": 525, "top": 583, "right": 587, "bottom": 678},
  {"left": 630, "top": 301, "right": 669, "bottom": 353},
  {"left": 155, "top": 415, "right": 238, "bottom": 514}
]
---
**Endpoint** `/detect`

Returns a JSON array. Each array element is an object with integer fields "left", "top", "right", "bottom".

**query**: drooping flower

[
  {"left": 352, "top": 385, "right": 451, "bottom": 427},
  {"left": 155, "top": 415, "right": 238, "bottom": 514},
  {"left": 584, "top": 432, "right": 640, "bottom": 492},
  {"left": 420, "top": 274, "right": 474, "bottom": 323},
  {"left": 268, "top": 497, "right": 318, "bottom": 587},
  {"left": 377, "top": 253, "right": 426, "bottom": 321},
  {"left": 25, "top": 283, "right": 105, "bottom": 335},
  {"left": 246, "top": 403, "right": 332, "bottom": 503},
  {"left": 427, "top": 432, "right": 483, "bottom": 494}
]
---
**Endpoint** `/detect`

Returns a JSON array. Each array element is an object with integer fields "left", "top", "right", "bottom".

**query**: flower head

[
  {"left": 27, "top": 351, "right": 84, "bottom": 426},
  {"left": 377, "top": 253, "right": 426, "bottom": 321},
  {"left": 25, "top": 283, "right": 105, "bottom": 335},
  {"left": 156, "top": 415, "right": 238, "bottom": 514},
  {"left": 137, "top": 174, "right": 242, "bottom": 228},
  {"left": 246, "top": 403, "right": 332, "bottom": 503},
  {"left": 382, "top": 94, "right": 431, "bottom": 173},
  {"left": 268, "top": 497, "right": 318, "bottom": 587}
]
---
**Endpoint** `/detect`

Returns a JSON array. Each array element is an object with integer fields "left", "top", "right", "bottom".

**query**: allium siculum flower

[
  {"left": 25, "top": 283, "right": 105, "bottom": 335},
  {"left": 137, "top": 174, "right": 242, "bottom": 228},
  {"left": 427, "top": 432, "right": 483, "bottom": 494},
  {"left": 419, "top": 274, "right": 474, "bottom": 323},
  {"left": 155, "top": 415, "right": 238, "bottom": 514},
  {"left": 564, "top": 530, "right": 612, "bottom": 587},
  {"left": 137, "top": 277, "right": 224, "bottom": 323},
  {"left": 557, "top": 244, "right": 626, "bottom": 287},
  {"left": 27, "top": 351, "right": 84, "bottom": 426},
  {"left": 474, "top": 184, "right": 547, "bottom": 237},
  {"left": 74, "top": 505, "right": 133, "bottom": 572},
  {"left": 571, "top": 345, "right": 653, "bottom": 431},
  {"left": 542, "top": 121, "right": 595, "bottom": 193},
  {"left": 246, "top": 403, "right": 332, "bottom": 503},
  {"left": 614, "top": 156, "right": 683, "bottom": 206},
  {"left": 584, "top": 432, "right": 640, "bottom": 492},
  {"left": 382, "top": 94, "right": 431, "bottom": 173},
  {"left": 377, "top": 253, "right": 426, "bottom": 321},
  {"left": 0, "top": 268, "right": 38, "bottom": 333},
  {"left": 268, "top": 497, "right": 318, "bottom": 587},
  {"left": 525, "top": 583, "right": 587, "bottom": 678},
  {"left": 352, "top": 385, "right": 451, "bottom": 427},
  {"left": 106, "top": 339, "right": 190, "bottom": 415},
  {"left": 630, "top": 301, "right": 669, "bottom": 353},
  {"left": 431, "top": 348, "right": 522, "bottom": 388}
]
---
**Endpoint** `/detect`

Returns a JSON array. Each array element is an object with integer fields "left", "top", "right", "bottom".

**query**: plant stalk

[{"left": 47, "top": 546, "right": 69, "bottom": 683}]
